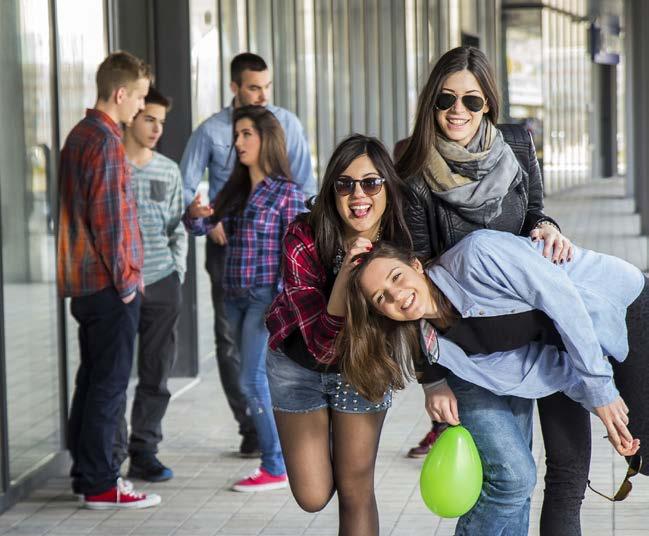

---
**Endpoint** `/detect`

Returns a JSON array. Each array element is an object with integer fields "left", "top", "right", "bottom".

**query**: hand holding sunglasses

[
  {"left": 588, "top": 454, "right": 642, "bottom": 502},
  {"left": 435, "top": 92, "right": 486, "bottom": 113}
]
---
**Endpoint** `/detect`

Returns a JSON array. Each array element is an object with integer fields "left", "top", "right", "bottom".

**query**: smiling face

[
  {"left": 434, "top": 69, "right": 489, "bottom": 147},
  {"left": 360, "top": 256, "right": 434, "bottom": 322},
  {"left": 334, "top": 154, "right": 387, "bottom": 241},
  {"left": 234, "top": 117, "right": 261, "bottom": 168}
]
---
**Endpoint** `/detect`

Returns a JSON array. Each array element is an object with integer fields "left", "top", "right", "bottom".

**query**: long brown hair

[
  {"left": 306, "top": 134, "right": 412, "bottom": 268},
  {"left": 337, "top": 242, "right": 457, "bottom": 402},
  {"left": 396, "top": 46, "right": 500, "bottom": 179},
  {"left": 211, "top": 105, "right": 291, "bottom": 221}
]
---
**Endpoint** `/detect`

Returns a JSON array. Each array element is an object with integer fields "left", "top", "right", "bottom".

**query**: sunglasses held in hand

[{"left": 587, "top": 454, "right": 642, "bottom": 502}]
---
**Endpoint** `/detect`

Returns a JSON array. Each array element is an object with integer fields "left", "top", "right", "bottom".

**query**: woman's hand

[
  {"left": 424, "top": 383, "right": 460, "bottom": 425},
  {"left": 339, "top": 237, "right": 373, "bottom": 274},
  {"left": 530, "top": 224, "right": 574, "bottom": 264},
  {"left": 188, "top": 193, "right": 214, "bottom": 219},
  {"left": 208, "top": 221, "right": 227, "bottom": 246},
  {"left": 327, "top": 237, "right": 373, "bottom": 316},
  {"left": 593, "top": 396, "right": 640, "bottom": 457}
]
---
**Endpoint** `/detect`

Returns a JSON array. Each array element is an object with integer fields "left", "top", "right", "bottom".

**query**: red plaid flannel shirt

[
  {"left": 266, "top": 219, "right": 344, "bottom": 364},
  {"left": 57, "top": 109, "right": 143, "bottom": 298}
]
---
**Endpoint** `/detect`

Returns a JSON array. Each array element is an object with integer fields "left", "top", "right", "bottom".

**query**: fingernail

[
  {"left": 366, "top": 245, "right": 372, "bottom": 251},
  {"left": 560, "top": 259, "right": 564, "bottom": 264}
]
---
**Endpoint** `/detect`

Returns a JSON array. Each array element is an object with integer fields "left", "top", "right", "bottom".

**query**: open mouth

[
  {"left": 446, "top": 117, "right": 470, "bottom": 127},
  {"left": 401, "top": 292, "right": 415, "bottom": 311},
  {"left": 349, "top": 204, "right": 371, "bottom": 218}
]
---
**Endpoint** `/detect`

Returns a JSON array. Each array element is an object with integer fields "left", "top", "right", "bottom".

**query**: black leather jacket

[{"left": 404, "top": 124, "right": 558, "bottom": 260}]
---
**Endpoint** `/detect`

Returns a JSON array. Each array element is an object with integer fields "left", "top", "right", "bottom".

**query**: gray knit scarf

[{"left": 421, "top": 119, "right": 523, "bottom": 225}]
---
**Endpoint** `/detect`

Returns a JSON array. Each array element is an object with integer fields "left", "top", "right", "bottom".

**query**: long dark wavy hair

[
  {"left": 396, "top": 46, "right": 500, "bottom": 179},
  {"left": 306, "top": 134, "right": 412, "bottom": 268},
  {"left": 211, "top": 105, "right": 291, "bottom": 221},
  {"left": 337, "top": 242, "right": 458, "bottom": 402}
]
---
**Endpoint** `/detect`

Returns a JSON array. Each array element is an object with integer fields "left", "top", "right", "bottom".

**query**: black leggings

[{"left": 537, "top": 276, "right": 649, "bottom": 536}]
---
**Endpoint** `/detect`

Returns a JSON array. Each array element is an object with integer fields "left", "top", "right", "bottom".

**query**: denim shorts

[{"left": 266, "top": 346, "right": 392, "bottom": 414}]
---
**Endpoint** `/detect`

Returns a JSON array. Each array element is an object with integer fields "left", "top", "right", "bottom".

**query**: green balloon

[{"left": 419, "top": 425, "right": 483, "bottom": 518}]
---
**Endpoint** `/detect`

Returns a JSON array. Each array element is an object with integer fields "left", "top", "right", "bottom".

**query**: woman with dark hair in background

[
  {"left": 186, "top": 105, "right": 304, "bottom": 492},
  {"left": 396, "top": 46, "right": 587, "bottom": 535},
  {"left": 265, "top": 134, "right": 411, "bottom": 536}
]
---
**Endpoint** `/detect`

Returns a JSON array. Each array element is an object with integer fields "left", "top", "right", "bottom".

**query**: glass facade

[
  {"left": 0, "top": 0, "right": 107, "bottom": 502},
  {"left": 503, "top": 0, "right": 591, "bottom": 194}
]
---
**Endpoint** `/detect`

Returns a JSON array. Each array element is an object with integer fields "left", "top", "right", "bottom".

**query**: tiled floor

[{"left": 1, "top": 177, "right": 648, "bottom": 535}]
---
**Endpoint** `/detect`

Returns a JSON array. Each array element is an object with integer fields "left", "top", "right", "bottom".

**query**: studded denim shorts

[{"left": 266, "top": 346, "right": 392, "bottom": 414}]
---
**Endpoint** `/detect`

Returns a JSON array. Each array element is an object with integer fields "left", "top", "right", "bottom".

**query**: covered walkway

[{"left": 0, "top": 178, "right": 646, "bottom": 535}]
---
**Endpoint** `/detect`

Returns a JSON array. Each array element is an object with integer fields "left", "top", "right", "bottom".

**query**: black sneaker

[
  {"left": 127, "top": 452, "right": 174, "bottom": 482},
  {"left": 239, "top": 435, "right": 261, "bottom": 458}
]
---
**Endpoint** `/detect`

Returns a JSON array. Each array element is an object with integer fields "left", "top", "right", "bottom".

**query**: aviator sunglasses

[
  {"left": 587, "top": 453, "right": 642, "bottom": 502},
  {"left": 435, "top": 92, "right": 486, "bottom": 113},
  {"left": 334, "top": 177, "right": 386, "bottom": 197}
]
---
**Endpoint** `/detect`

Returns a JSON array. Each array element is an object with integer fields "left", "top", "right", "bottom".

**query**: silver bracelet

[{"left": 535, "top": 220, "right": 559, "bottom": 232}]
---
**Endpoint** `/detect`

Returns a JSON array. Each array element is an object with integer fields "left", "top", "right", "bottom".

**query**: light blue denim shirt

[
  {"left": 424, "top": 230, "right": 645, "bottom": 412},
  {"left": 180, "top": 103, "right": 316, "bottom": 207}
]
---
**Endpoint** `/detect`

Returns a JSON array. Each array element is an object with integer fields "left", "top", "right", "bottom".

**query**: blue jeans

[
  {"left": 448, "top": 374, "right": 536, "bottom": 536},
  {"left": 224, "top": 286, "right": 285, "bottom": 476}
]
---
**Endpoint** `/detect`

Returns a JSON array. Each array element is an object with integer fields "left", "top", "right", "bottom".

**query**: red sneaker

[
  {"left": 407, "top": 426, "right": 442, "bottom": 458},
  {"left": 83, "top": 478, "right": 161, "bottom": 510},
  {"left": 232, "top": 467, "right": 288, "bottom": 492}
]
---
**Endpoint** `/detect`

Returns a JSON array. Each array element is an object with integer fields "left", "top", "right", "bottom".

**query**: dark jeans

[
  {"left": 69, "top": 287, "right": 140, "bottom": 495},
  {"left": 205, "top": 239, "right": 255, "bottom": 439},
  {"left": 536, "top": 276, "right": 649, "bottom": 536},
  {"left": 537, "top": 393, "right": 590, "bottom": 536},
  {"left": 113, "top": 272, "right": 182, "bottom": 464}
]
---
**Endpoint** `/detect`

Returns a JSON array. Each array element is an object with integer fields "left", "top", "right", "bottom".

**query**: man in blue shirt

[{"left": 181, "top": 53, "right": 316, "bottom": 457}]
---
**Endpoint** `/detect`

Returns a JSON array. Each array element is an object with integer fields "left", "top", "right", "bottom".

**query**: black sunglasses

[
  {"left": 435, "top": 93, "right": 485, "bottom": 113},
  {"left": 334, "top": 177, "right": 386, "bottom": 197},
  {"left": 587, "top": 454, "right": 642, "bottom": 502}
]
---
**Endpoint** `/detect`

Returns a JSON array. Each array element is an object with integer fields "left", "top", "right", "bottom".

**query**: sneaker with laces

[
  {"left": 127, "top": 452, "right": 174, "bottom": 482},
  {"left": 83, "top": 477, "right": 161, "bottom": 509},
  {"left": 407, "top": 424, "right": 446, "bottom": 458},
  {"left": 232, "top": 467, "right": 288, "bottom": 492}
]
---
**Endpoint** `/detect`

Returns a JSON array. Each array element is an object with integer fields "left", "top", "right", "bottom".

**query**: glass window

[
  {"left": 56, "top": 0, "right": 107, "bottom": 405},
  {"left": 56, "top": 0, "right": 107, "bottom": 144},
  {"left": 333, "top": 0, "right": 351, "bottom": 142},
  {"left": 349, "top": 0, "right": 366, "bottom": 135},
  {"left": 0, "top": 0, "right": 60, "bottom": 482},
  {"left": 272, "top": 0, "right": 297, "bottom": 112},
  {"left": 315, "top": 0, "right": 334, "bottom": 176},
  {"left": 295, "top": 0, "right": 319, "bottom": 181},
  {"left": 189, "top": 0, "right": 222, "bottom": 127}
]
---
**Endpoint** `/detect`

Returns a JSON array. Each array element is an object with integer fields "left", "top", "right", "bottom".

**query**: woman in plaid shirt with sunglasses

[
  {"left": 264, "top": 135, "right": 411, "bottom": 535},
  {"left": 186, "top": 105, "right": 304, "bottom": 493}
]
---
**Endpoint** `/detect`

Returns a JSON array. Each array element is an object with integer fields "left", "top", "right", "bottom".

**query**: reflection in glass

[
  {"left": 1, "top": 0, "right": 60, "bottom": 482},
  {"left": 190, "top": 0, "right": 222, "bottom": 127},
  {"left": 55, "top": 0, "right": 107, "bottom": 144},
  {"left": 55, "top": 0, "right": 107, "bottom": 403}
]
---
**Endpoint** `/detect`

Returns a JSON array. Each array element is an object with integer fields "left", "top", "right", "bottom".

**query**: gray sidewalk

[{"left": 1, "top": 178, "right": 648, "bottom": 536}]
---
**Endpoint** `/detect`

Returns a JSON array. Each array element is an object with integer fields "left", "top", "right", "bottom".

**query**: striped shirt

[
  {"left": 130, "top": 152, "right": 187, "bottom": 286},
  {"left": 57, "top": 109, "right": 143, "bottom": 298},
  {"left": 185, "top": 176, "right": 305, "bottom": 293}
]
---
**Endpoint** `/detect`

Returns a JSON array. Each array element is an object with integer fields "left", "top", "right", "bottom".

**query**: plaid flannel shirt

[
  {"left": 185, "top": 176, "right": 304, "bottom": 292},
  {"left": 266, "top": 219, "right": 344, "bottom": 365},
  {"left": 57, "top": 109, "right": 143, "bottom": 298}
]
